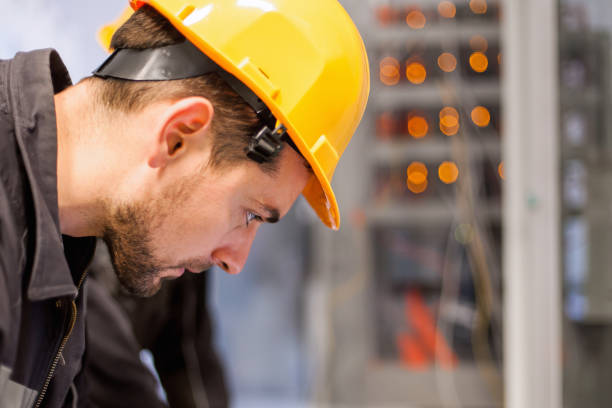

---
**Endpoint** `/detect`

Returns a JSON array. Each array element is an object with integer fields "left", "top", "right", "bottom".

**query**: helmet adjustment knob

[{"left": 246, "top": 124, "right": 288, "bottom": 164}]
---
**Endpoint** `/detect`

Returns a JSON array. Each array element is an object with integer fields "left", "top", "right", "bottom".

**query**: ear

[{"left": 148, "top": 97, "right": 214, "bottom": 168}]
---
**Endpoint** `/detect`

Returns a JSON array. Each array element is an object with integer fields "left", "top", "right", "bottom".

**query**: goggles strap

[{"left": 93, "top": 41, "right": 293, "bottom": 163}]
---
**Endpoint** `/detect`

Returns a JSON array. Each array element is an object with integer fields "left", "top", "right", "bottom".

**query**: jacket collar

[{"left": 8, "top": 49, "right": 95, "bottom": 301}]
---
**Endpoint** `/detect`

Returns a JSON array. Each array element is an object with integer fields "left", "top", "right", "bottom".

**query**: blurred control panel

[{"left": 362, "top": 1, "right": 504, "bottom": 406}]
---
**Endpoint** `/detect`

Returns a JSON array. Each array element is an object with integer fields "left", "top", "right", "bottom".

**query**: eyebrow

[{"left": 259, "top": 204, "right": 280, "bottom": 224}]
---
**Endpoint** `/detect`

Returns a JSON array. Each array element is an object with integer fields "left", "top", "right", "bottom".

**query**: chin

[{"left": 117, "top": 274, "right": 163, "bottom": 298}]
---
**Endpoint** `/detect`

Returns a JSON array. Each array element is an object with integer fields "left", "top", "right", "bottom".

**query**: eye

[{"left": 245, "top": 211, "right": 264, "bottom": 227}]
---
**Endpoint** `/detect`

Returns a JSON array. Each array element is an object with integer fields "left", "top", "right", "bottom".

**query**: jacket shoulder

[
  {"left": 0, "top": 56, "right": 28, "bottom": 275},
  {"left": 0, "top": 178, "right": 23, "bottom": 276}
]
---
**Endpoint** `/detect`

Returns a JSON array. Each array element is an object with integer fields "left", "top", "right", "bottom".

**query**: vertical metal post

[{"left": 502, "top": 0, "right": 562, "bottom": 407}]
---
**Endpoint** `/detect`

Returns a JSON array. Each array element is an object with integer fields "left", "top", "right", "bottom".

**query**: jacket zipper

[
  {"left": 33, "top": 300, "right": 77, "bottom": 408},
  {"left": 33, "top": 271, "right": 88, "bottom": 408}
]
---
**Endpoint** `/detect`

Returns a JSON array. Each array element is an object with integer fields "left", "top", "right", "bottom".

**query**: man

[{"left": 0, "top": 1, "right": 369, "bottom": 407}]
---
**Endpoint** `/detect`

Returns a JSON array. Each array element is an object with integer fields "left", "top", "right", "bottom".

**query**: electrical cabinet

[{"left": 307, "top": 1, "right": 505, "bottom": 406}]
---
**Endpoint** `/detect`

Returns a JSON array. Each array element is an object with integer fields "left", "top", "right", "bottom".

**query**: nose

[{"left": 211, "top": 227, "right": 257, "bottom": 275}]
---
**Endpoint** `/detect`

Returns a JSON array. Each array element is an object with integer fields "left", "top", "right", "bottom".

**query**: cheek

[
  {"left": 159, "top": 211, "right": 214, "bottom": 254},
  {"left": 149, "top": 167, "right": 249, "bottom": 261},
  {"left": 153, "top": 191, "right": 234, "bottom": 258}
]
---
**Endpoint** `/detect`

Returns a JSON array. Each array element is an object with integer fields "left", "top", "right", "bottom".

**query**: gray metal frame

[{"left": 502, "top": 0, "right": 562, "bottom": 407}]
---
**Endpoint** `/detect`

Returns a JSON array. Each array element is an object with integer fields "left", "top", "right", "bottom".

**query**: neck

[{"left": 55, "top": 79, "right": 108, "bottom": 237}]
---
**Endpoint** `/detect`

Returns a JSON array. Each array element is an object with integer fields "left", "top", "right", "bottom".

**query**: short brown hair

[{"left": 91, "top": 5, "right": 279, "bottom": 173}]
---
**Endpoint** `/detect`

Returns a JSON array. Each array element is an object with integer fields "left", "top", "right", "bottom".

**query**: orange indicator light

[
  {"left": 469, "top": 0, "right": 488, "bottom": 14},
  {"left": 469, "top": 52, "right": 489, "bottom": 73},
  {"left": 406, "top": 10, "right": 427, "bottom": 29},
  {"left": 438, "top": 53, "right": 457, "bottom": 73},
  {"left": 469, "top": 35, "right": 488, "bottom": 52},
  {"left": 471, "top": 106, "right": 491, "bottom": 127},
  {"left": 407, "top": 162, "right": 429, "bottom": 193},
  {"left": 406, "top": 62, "right": 427, "bottom": 84},
  {"left": 438, "top": 162, "right": 459, "bottom": 184},
  {"left": 438, "top": 1, "right": 456, "bottom": 19},
  {"left": 380, "top": 57, "right": 400, "bottom": 86},
  {"left": 439, "top": 107, "right": 460, "bottom": 136},
  {"left": 407, "top": 116, "right": 429, "bottom": 139}
]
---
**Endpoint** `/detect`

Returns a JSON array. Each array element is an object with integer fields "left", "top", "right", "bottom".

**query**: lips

[
  {"left": 184, "top": 266, "right": 210, "bottom": 274},
  {"left": 164, "top": 263, "right": 212, "bottom": 277},
  {"left": 165, "top": 268, "right": 185, "bottom": 277}
]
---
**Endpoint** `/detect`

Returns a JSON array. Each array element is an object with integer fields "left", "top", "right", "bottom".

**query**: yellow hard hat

[
  {"left": 97, "top": 7, "right": 134, "bottom": 52},
  {"left": 114, "top": 0, "right": 370, "bottom": 230}
]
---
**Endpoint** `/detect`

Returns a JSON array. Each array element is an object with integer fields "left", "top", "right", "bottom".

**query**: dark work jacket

[
  {"left": 85, "top": 245, "right": 229, "bottom": 408},
  {"left": 0, "top": 49, "right": 96, "bottom": 407}
]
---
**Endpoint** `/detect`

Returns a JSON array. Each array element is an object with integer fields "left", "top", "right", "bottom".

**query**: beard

[
  {"left": 101, "top": 173, "right": 207, "bottom": 297},
  {"left": 102, "top": 201, "right": 165, "bottom": 297}
]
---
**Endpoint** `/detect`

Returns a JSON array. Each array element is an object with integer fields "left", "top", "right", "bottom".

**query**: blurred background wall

[
  {"left": 2, "top": 0, "right": 612, "bottom": 407},
  {"left": 0, "top": 1, "right": 122, "bottom": 81}
]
